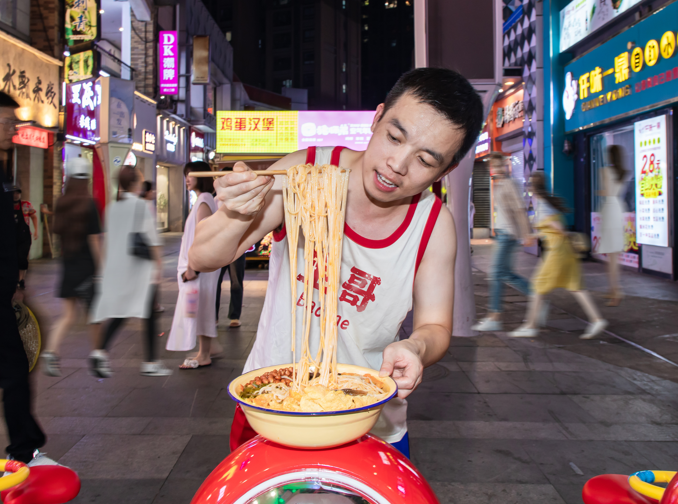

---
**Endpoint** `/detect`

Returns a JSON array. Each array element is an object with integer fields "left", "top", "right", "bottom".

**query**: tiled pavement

[{"left": 3, "top": 235, "right": 678, "bottom": 504}]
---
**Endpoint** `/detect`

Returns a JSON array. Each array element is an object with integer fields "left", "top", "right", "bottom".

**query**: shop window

[
  {"left": 273, "top": 32, "right": 292, "bottom": 48},
  {"left": 302, "top": 6, "right": 314, "bottom": 20},
  {"left": 0, "top": 0, "right": 15, "bottom": 27},
  {"left": 156, "top": 166, "right": 169, "bottom": 231},
  {"left": 273, "top": 10, "right": 291, "bottom": 27},
  {"left": 274, "top": 57, "right": 291, "bottom": 71},
  {"left": 303, "top": 28, "right": 314, "bottom": 43},
  {"left": 302, "top": 73, "right": 314, "bottom": 88},
  {"left": 303, "top": 51, "right": 315, "bottom": 65}
]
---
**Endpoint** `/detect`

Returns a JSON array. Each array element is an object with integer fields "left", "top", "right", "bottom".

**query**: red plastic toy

[
  {"left": 583, "top": 472, "right": 678, "bottom": 504},
  {"left": 0, "top": 465, "right": 81, "bottom": 504}
]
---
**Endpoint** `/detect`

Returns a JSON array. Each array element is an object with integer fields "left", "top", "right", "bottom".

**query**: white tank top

[{"left": 244, "top": 146, "right": 443, "bottom": 442}]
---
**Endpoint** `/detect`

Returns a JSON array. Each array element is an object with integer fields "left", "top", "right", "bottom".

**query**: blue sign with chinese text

[{"left": 564, "top": 1, "right": 678, "bottom": 132}]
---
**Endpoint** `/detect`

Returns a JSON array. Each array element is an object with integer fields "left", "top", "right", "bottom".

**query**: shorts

[{"left": 17, "top": 241, "right": 31, "bottom": 271}]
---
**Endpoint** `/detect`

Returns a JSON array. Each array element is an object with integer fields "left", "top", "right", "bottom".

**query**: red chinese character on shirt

[
  {"left": 262, "top": 118, "right": 275, "bottom": 131},
  {"left": 339, "top": 267, "right": 381, "bottom": 312},
  {"left": 249, "top": 118, "right": 261, "bottom": 131},
  {"left": 221, "top": 118, "right": 232, "bottom": 130},
  {"left": 234, "top": 118, "right": 247, "bottom": 131}
]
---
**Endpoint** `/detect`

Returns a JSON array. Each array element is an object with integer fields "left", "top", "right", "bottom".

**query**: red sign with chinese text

[{"left": 13, "top": 127, "right": 49, "bottom": 149}]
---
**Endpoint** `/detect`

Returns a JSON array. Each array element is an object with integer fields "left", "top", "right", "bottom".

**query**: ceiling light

[
  {"left": 505, "top": 81, "right": 514, "bottom": 86},
  {"left": 99, "top": 9, "right": 104, "bottom": 13},
  {"left": 119, "top": 27, "right": 124, "bottom": 31}
]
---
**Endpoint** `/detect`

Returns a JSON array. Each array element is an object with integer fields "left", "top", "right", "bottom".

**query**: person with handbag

[
  {"left": 89, "top": 165, "right": 171, "bottom": 377},
  {"left": 509, "top": 172, "right": 607, "bottom": 339},
  {"left": 41, "top": 158, "right": 102, "bottom": 376},
  {"left": 166, "top": 162, "right": 221, "bottom": 369}
]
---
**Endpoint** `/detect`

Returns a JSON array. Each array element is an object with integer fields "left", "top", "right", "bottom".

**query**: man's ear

[
  {"left": 371, "top": 103, "right": 385, "bottom": 133},
  {"left": 435, "top": 162, "right": 459, "bottom": 182}
]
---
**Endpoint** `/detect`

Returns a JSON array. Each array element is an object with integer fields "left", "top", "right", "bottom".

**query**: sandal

[
  {"left": 229, "top": 319, "right": 242, "bottom": 328},
  {"left": 179, "top": 358, "right": 212, "bottom": 370}
]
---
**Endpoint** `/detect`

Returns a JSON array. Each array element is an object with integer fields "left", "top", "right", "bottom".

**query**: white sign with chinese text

[{"left": 634, "top": 115, "right": 669, "bottom": 248}]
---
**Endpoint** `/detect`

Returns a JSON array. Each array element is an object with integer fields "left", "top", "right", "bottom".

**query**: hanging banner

[
  {"left": 65, "top": 50, "right": 95, "bottom": 83},
  {"left": 65, "top": 0, "right": 98, "bottom": 46},
  {"left": 159, "top": 31, "right": 179, "bottom": 95},
  {"left": 634, "top": 115, "right": 669, "bottom": 247}
]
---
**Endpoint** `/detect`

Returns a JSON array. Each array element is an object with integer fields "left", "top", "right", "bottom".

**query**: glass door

[{"left": 156, "top": 165, "right": 169, "bottom": 231}]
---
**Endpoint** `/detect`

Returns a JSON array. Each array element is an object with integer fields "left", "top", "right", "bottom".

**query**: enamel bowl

[{"left": 228, "top": 363, "right": 397, "bottom": 449}]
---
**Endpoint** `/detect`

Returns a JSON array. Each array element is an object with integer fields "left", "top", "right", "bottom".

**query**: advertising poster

[
  {"left": 634, "top": 115, "right": 669, "bottom": 247},
  {"left": 65, "top": 50, "right": 94, "bottom": 83},
  {"left": 560, "top": 0, "right": 642, "bottom": 52},
  {"left": 65, "top": 78, "right": 100, "bottom": 143},
  {"left": 216, "top": 111, "right": 376, "bottom": 154},
  {"left": 591, "top": 211, "right": 639, "bottom": 267},
  {"left": 65, "top": 0, "right": 98, "bottom": 46}
]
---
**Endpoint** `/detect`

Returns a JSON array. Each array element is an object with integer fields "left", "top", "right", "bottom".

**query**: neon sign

[
  {"left": 159, "top": 31, "right": 179, "bottom": 95},
  {"left": 66, "top": 78, "right": 101, "bottom": 143}
]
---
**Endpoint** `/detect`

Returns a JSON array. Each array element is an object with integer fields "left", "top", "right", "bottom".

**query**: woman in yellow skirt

[{"left": 509, "top": 172, "right": 608, "bottom": 339}]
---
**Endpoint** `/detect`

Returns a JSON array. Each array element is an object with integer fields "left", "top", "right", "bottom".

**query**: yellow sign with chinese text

[{"left": 216, "top": 111, "right": 298, "bottom": 153}]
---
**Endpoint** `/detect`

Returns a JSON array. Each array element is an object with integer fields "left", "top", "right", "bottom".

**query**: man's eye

[
  {"left": 419, "top": 157, "right": 432, "bottom": 167},
  {"left": 387, "top": 133, "right": 399, "bottom": 143}
]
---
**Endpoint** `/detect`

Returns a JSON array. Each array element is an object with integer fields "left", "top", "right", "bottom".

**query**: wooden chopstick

[{"left": 187, "top": 170, "right": 288, "bottom": 177}]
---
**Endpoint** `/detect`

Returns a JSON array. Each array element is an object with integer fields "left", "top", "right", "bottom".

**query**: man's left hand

[{"left": 379, "top": 340, "right": 424, "bottom": 399}]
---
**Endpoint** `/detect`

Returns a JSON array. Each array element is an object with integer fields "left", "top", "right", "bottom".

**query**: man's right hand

[{"left": 215, "top": 161, "right": 275, "bottom": 217}]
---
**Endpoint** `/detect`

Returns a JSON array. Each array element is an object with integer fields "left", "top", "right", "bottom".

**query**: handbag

[
  {"left": 568, "top": 232, "right": 590, "bottom": 258},
  {"left": 129, "top": 199, "right": 153, "bottom": 260}
]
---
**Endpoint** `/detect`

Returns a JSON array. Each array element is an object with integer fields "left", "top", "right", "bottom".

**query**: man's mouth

[{"left": 376, "top": 172, "right": 397, "bottom": 189}]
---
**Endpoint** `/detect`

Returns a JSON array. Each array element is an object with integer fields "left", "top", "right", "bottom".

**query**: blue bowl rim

[{"left": 227, "top": 366, "right": 398, "bottom": 417}]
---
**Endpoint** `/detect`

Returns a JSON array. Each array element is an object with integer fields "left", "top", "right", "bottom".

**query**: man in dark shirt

[{"left": 0, "top": 91, "right": 46, "bottom": 463}]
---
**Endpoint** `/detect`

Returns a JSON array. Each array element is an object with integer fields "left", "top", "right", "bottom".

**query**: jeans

[
  {"left": 489, "top": 230, "right": 530, "bottom": 313},
  {"left": 215, "top": 254, "right": 246, "bottom": 321}
]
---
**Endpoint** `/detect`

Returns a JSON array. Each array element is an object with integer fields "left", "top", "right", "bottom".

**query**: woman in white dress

[
  {"left": 89, "top": 166, "right": 172, "bottom": 377},
  {"left": 598, "top": 145, "right": 627, "bottom": 307},
  {"left": 166, "top": 162, "right": 220, "bottom": 369}
]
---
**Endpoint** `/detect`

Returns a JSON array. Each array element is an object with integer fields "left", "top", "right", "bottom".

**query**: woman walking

[
  {"left": 509, "top": 172, "right": 608, "bottom": 339},
  {"left": 598, "top": 145, "right": 627, "bottom": 307},
  {"left": 166, "top": 162, "right": 220, "bottom": 369},
  {"left": 89, "top": 166, "right": 171, "bottom": 377},
  {"left": 41, "top": 159, "right": 102, "bottom": 376}
]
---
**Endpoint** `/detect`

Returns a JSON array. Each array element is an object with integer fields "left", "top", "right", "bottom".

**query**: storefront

[
  {"left": 156, "top": 112, "right": 188, "bottom": 232},
  {"left": 129, "top": 92, "right": 158, "bottom": 183},
  {"left": 2, "top": 31, "right": 62, "bottom": 259},
  {"left": 563, "top": 1, "right": 678, "bottom": 278}
]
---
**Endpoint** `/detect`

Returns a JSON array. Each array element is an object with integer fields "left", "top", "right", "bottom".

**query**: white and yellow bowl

[{"left": 228, "top": 363, "right": 398, "bottom": 449}]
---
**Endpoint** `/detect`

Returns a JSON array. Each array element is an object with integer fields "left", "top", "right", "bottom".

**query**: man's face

[
  {"left": 363, "top": 93, "right": 465, "bottom": 203},
  {"left": 0, "top": 107, "right": 18, "bottom": 151},
  {"left": 13, "top": 191, "right": 20, "bottom": 202}
]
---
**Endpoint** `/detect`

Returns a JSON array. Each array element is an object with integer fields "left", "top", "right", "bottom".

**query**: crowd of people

[{"left": 473, "top": 148, "right": 628, "bottom": 339}]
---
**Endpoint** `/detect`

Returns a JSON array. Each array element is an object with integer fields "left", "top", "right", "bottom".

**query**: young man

[
  {"left": 0, "top": 91, "right": 47, "bottom": 464},
  {"left": 190, "top": 68, "right": 484, "bottom": 457},
  {"left": 472, "top": 152, "right": 534, "bottom": 332}
]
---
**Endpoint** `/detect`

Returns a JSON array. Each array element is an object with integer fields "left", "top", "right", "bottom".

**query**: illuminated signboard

[
  {"left": 13, "top": 126, "right": 49, "bottom": 149},
  {"left": 65, "top": 50, "right": 94, "bottom": 83},
  {"left": 65, "top": 0, "right": 98, "bottom": 46},
  {"left": 475, "top": 131, "right": 490, "bottom": 158},
  {"left": 216, "top": 111, "right": 376, "bottom": 154},
  {"left": 635, "top": 115, "right": 669, "bottom": 248},
  {"left": 143, "top": 129, "right": 156, "bottom": 153},
  {"left": 560, "top": 0, "right": 642, "bottom": 52},
  {"left": 159, "top": 31, "right": 178, "bottom": 95},
  {"left": 563, "top": 0, "right": 678, "bottom": 131},
  {"left": 190, "top": 128, "right": 205, "bottom": 152},
  {"left": 65, "top": 78, "right": 100, "bottom": 143}
]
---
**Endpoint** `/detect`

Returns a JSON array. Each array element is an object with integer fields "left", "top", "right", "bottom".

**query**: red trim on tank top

[
  {"left": 345, "top": 193, "right": 421, "bottom": 249},
  {"left": 414, "top": 196, "right": 443, "bottom": 277},
  {"left": 272, "top": 227, "right": 286, "bottom": 242},
  {"left": 305, "top": 146, "right": 316, "bottom": 164}
]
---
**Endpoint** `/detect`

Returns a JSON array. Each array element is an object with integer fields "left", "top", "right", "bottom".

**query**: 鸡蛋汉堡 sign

[{"left": 563, "top": 0, "right": 678, "bottom": 132}]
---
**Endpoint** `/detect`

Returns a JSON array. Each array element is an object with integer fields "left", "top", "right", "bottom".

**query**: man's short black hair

[
  {"left": 0, "top": 92, "right": 20, "bottom": 109},
  {"left": 382, "top": 68, "right": 484, "bottom": 167}
]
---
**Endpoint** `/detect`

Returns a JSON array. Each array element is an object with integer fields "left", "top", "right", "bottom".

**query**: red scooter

[{"left": 583, "top": 471, "right": 678, "bottom": 504}]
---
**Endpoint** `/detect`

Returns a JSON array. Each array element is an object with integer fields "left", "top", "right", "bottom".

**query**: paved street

[{"left": 3, "top": 237, "right": 678, "bottom": 504}]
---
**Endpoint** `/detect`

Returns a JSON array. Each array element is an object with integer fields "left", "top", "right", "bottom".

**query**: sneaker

[
  {"left": 471, "top": 317, "right": 503, "bottom": 332},
  {"left": 580, "top": 319, "right": 608, "bottom": 340},
  {"left": 41, "top": 351, "right": 61, "bottom": 377},
  {"left": 27, "top": 450, "right": 61, "bottom": 467},
  {"left": 508, "top": 325, "right": 539, "bottom": 338},
  {"left": 89, "top": 350, "right": 113, "bottom": 378},
  {"left": 140, "top": 361, "right": 173, "bottom": 377},
  {"left": 537, "top": 301, "right": 550, "bottom": 327}
]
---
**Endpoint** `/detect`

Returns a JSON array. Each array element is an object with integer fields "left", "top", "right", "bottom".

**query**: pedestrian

[
  {"left": 12, "top": 187, "right": 37, "bottom": 290},
  {"left": 140, "top": 180, "right": 165, "bottom": 313},
  {"left": 0, "top": 91, "right": 48, "bottom": 465},
  {"left": 166, "top": 161, "right": 220, "bottom": 369},
  {"left": 215, "top": 254, "right": 246, "bottom": 328},
  {"left": 472, "top": 152, "right": 534, "bottom": 332},
  {"left": 598, "top": 145, "right": 627, "bottom": 307},
  {"left": 89, "top": 165, "right": 171, "bottom": 377},
  {"left": 509, "top": 172, "right": 608, "bottom": 339},
  {"left": 40, "top": 158, "right": 102, "bottom": 377}
]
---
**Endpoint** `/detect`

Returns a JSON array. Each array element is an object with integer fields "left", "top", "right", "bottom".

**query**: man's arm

[
  {"left": 189, "top": 149, "right": 308, "bottom": 272},
  {"left": 379, "top": 205, "right": 456, "bottom": 398}
]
